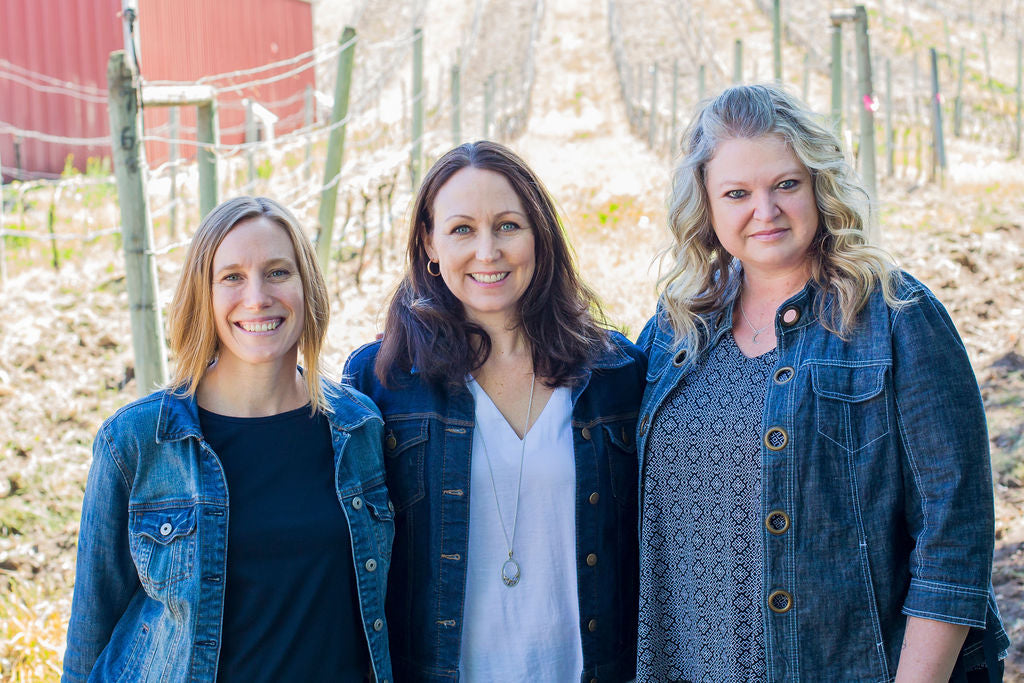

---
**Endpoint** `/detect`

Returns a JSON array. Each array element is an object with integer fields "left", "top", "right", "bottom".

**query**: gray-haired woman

[{"left": 636, "top": 84, "right": 1008, "bottom": 682}]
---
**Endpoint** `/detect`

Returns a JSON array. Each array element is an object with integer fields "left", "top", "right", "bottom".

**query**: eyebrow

[
  {"left": 712, "top": 167, "right": 808, "bottom": 188},
  {"left": 443, "top": 210, "right": 528, "bottom": 222},
  {"left": 213, "top": 257, "right": 296, "bottom": 273}
]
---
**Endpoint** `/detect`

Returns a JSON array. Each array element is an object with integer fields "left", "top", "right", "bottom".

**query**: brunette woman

[
  {"left": 63, "top": 197, "right": 393, "bottom": 682},
  {"left": 345, "top": 141, "right": 644, "bottom": 682}
]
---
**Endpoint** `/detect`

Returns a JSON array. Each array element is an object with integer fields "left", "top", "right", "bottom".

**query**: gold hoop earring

[{"left": 427, "top": 260, "right": 441, "bottom": 277}]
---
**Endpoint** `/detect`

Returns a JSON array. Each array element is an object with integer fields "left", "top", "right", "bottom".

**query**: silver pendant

[
  {"left": 501, "top": 557, "right": 521, "bottom": 587},
  {"left": 752, "top": 330, "right": 762, "bottom": 343}
]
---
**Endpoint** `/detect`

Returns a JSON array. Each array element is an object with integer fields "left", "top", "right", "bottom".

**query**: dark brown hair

[{"left": 375, "top": 141, "right": 608, "bottom": 388}]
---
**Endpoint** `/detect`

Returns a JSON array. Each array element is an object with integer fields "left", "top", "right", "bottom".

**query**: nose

[
  {"left": 752, "top": 190, "right": 781, "bottom": 222},
  {"left": 474, "top": 231, "right": 499, "bottom": 262},
  {"left": 242, "top": 278, "right": 273, "bottom": 309}
]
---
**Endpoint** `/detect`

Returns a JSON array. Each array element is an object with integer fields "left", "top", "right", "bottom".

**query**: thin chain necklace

[
  {"left": 738, "top": 297, "right": 770, "bottom": 343},
  {"left": 475, "top": 372, "right": 536, "bottom": 587}
]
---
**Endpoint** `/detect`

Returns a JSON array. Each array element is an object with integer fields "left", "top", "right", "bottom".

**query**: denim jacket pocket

[
  {"left": 362, "top": 484, "right": 396, "bottom": 565},
  {"left": 382, "top": 417, "right": 428, "bottom": 513},
  {"left": 128, "top": 505, "right": 197, "bottom": 594},
  {"left": 602, "top": 419, "right": 639, "bottom": 505},
  {"left": 811, "top": 362, "right": 891, "bottom": 452}
]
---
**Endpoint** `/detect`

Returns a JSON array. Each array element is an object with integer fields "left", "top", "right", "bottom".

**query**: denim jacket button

[
  {"left": 588, "top": 492, "right": 600, "bottom": 505},
  {"left": 639, "top": 415, "right": 649, "bottom": 437},
  {"left": 672, "top": 349, "right": 687, "bottom": 367},
  {"left": 768, "top": 590, "right": 793, "bottom": 613},
  {"left": 780, "top": 306, "right": 801, "bottom": 326},
  {"left": 385, "top": 432, "right": 397, "bottom": 451},
  {"left": 773, "top": 366, "right": 795, "bottom": 384},
  {"left": 586, "top": 553, "right": 598, "bottom": 567},
  {"left": 764, "top": 427, "right": 788, "bottom": 451},
  {"left": 388, "top": 500, "right": 395, "bottom": 513},
  {"left": 373, "top": 618, "right": 384, "bottom": 631},
  {"left": 581, "top": 427, "right": 592, "bottom": 440},
  {"left": 765, "top": 511, "right": 790, "bottom": 535},
  {"left": 159, "top": 522, "right": 172, "bottom": 536},
  {"left": 365, "top": 558, "right": 378, "bottom": 572},
  {"left": 587, "top": 618, "right": 598, "bottom": 632},
  {"left": 352, "top": 496, "right": 363, "bottom": 510}
]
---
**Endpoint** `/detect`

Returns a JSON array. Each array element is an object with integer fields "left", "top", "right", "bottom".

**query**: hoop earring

[{"left": 427, "top": 259, "right": 441, "bottom": 277}]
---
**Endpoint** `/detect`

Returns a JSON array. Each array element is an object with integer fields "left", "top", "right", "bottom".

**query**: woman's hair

[
  {"left": 375, "top": 140, "right": 608, "bottom": 388},
  {"left": 167, "top": 196, "right": 332, "bottom": 413},
  {"left": 659, "top": 83, "right": 903, "bottom": 350}
]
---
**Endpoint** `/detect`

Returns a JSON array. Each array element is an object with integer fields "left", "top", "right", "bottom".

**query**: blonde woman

[
  {"left": 636, "top": 85, "right": 1008, "bottom": 682},
  {"left": 63, "top": 197, "right": 392, "bottom": 682}
]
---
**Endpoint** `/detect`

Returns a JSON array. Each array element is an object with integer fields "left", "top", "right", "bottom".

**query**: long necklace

[
  {"left": 476, "top": 372, "right": 536, "bottom": 587},
  {"left": 738, "top": 297, "right": 770, "bottom": 343}
]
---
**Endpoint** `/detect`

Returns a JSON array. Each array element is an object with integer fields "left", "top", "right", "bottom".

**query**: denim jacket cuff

[{"left": 901, "top": 577, "right": 989, "bottom": 628}]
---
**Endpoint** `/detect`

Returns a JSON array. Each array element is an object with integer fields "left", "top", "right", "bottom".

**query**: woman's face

[
  {"left": 210, "top": 217, "right": 305, "bottom": 370},
  {"left": 704, "top": 134, "right": 819, "bottom": 281},
  {"left": 426, "top": 166, "right": 536, "bottom": 328}
]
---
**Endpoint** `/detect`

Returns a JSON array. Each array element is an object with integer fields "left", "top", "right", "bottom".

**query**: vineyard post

[
  {"left": 106, "top": 50, "right": 169, "bottom": 394},
  {"left": 648, "top": 63, "right": 658, "bottom": 149},
  {"left": 853, "top": 6, "right": 878, "bottom": 217},
  {"left": 929, "top": 48, "right": 947, "bottom": 181},
  {"left": 983, "top": 33, "right": 991, "bottom": 88},
  {"left": 830, "top": 16, "right": 844, "bottom": 133},
  {"left": 411, "top": 26, "right": 424, "bottom": 190},
  {"left": 245, "top": 98, "right": 257, "bottom": 186},
  {"left": 772, "top": 0, "right": 782, "bottom": 82},
  {"left": 316, "top": 25, "right": 356, "bottom": 271},
  {"left": 954, "top": 47, "right": 964, "bottom": 137},
  {"left": 671, "top": 60, "right": 678, "bottom": 149},
  {"left": 451, "top": 61, "right": 462, "bottom": 145},
  {"left": 802, "top": 52, "right": 810, "bottom": 102},
  {"left": 196, "top": 100, "right": 218, "bottom": 220},
  {"left": 698, "top": 64, "right": 706, "bottom": 100},
  {"left": 304, "top": 85, "right": 313, "bottom": 181},
  {"left": 484, "top": 74, "right": 494, "bottom": 139},
  {"left": 886, "top": 59, "right": 894, "bottom": 177},
  {"left": 734, "top": 39, "right": 743, "bottom": 83},
  {"left": 168, "top": 107, "right": 179, "bottom": 237},
  {"left": 1017, "top": 39, "right": 1023, "bottom": 156}
]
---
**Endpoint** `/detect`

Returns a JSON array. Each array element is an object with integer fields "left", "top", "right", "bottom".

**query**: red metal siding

[
  {"left": 138, "top": 0, "right": 315, "bottom": 165},
  {"left": 0, "top": 0, "right": 313, "bottom": 179},
  {"left": 0, "top": 0, "right": 121, "bottom": 179}
]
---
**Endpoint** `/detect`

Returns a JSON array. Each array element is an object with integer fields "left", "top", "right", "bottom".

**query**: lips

[
  {"left": 469, "top": 272, "right": 509, "bottom": 284},
  {"left": 236, "top": 318, "right": 283, "bottom": 332}
]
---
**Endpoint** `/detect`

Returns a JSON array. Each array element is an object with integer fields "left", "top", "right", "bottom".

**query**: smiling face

[
  {"left": 210, "top": 216, "right": 305, "bottom": 372},
  {"left": 425, "top": 166, "right": 536, "bottom": 328},
  {"left": 704, "top": 134, "right": 819, "bottom": 282}
]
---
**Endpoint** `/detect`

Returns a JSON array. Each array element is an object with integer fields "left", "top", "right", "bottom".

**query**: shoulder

[
  {"left": 593, "top": 329, "right": 645, "bottom": 370},
  {"left": 98, "top": 388, "right": 178, "bottom": 441},
  {"left": 323, "top": 378, "right": 383, "bottom": 431},
  {"left": 344, "top": 339, "right": 383, "bottom": 377}
]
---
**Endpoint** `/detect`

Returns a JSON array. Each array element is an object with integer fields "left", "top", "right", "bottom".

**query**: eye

[
  {"left": 724, "top": 189, "right": 747, "bottom": 200},
  {"left": 268, "top": 268, "right": 290, "bottom": 278},
  {"left": 777, "top": 179, "right": 799, "bottom": 190},
  {"left": 451, "top": 224, "right": 472, "bottom": 235},
  {"left": 220, "top": 272, "right": 242, "bottom": 283},
  {"left": 498, "top": 221, "right": 520, "bottom": 232}
]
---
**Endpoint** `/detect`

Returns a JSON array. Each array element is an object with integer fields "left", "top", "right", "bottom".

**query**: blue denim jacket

[
  {"left": 637, "top": 273, "right": 1009, "bottom": 681},
  {"left": 344, "top": 331, "right": 645, "bottom": 682},
  {"left": 62, "top": 381, "right": 394, "bottom": 683}
]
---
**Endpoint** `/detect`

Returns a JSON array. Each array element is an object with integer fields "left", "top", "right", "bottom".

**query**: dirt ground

[{"left": 1, "top": 0, "right": 1022, "bottom": 679}]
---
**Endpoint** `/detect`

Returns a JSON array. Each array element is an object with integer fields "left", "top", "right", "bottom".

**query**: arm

[
  {"left": 61, "top": 428, "right": 139, "bottom": 682},
  {"left": 894, "top": 616, "right": 969, "bottom": 682},
  {"left": 891, "top": 289, "right": 993, "bottom": 633}
]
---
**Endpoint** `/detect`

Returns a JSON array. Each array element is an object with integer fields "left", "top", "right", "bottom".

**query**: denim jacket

[
  {"left": 637, "top": 272, "right": 1009, "bottom": 682},
  {"left": 344, "top": 331, "right": 645, "bottom": 682},
  {"left": 62, "top": 381, "right": 395, "bottom": 683}
]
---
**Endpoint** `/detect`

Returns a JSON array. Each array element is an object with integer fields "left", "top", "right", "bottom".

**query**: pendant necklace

[
  {"left": 738, "top": 297, "right": 769, "bottom": 343},
  {"left": 476, "top": 372, "right": 535, "bottom": 587}
]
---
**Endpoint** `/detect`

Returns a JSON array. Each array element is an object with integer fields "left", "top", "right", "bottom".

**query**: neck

[
  {"left": 740, "top": 263, "right": 811, "bottom": 308},
  {"left": 472, "top": 314, "right": 531, "bottom": 365},
  {"left": 196, "top": 353, "right": 307, "bottom": 417}
]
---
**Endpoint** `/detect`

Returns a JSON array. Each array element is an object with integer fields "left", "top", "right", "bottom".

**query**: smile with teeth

[
  {"left": 237, "top": 319, "right": 282, "bottom": 332},
  {"left": 469, "top": 272, "right": 509, "bottom": 284}
]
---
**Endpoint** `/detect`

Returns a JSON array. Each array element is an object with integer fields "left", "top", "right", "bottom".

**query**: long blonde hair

[
  {"left": 166, "top": 196, "right": 332, "bottom": 413},
  {"left": 659, "top": 83, "right": 904, "bottom": 351}
]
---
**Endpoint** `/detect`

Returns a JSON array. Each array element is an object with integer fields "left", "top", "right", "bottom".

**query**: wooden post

[
  {"left": 168, "top": 107, "right": 179, "bottom": 237},
  {"left": 47, "top": 191, "right": 60, "bottom": 271},
  {"left": 196, "top": 100, "right": 218, "bottom": 220},
  {"left": 802, "top": 51, "right": 810, "bottom": 102},
  {"left": 671, "top": 60, "right": 678, "bottom": 147},
  {"left": 853, "top": 6, "right": 878, "bottom": 231},
  {"left": 245, "top": 98, "right": 257, "bottom": 186},
  {"left": 983, "top": 33, "right": 991, "bottom": 88},
  {"left": 886, "top": 59, "right": 894, "bottom": 177},
  {"left": 773, "top": 0, "right": 783, "bottom": 82},
  {"left": 1017, "top": 39, "right": 1023, "bottom": 155},
  {"left": 106, "top": 50, "right": 168, "bottom": 394},
  {"left": 304, "top": 85, "right": 313, "bottom": 181},
  {"left": 316, "top": 26, "right": 356, "bottom": 271},
  {"left": 451, "top": 61, "right": 461, "bottom": 145},
  {"left": 954, "top": 47, "right": 965, "bottom": 137},
  {"left": 831, "top": 21, "right": 843, "bottom": 132},
  {"left": 484, "top": 73, "right": 495, "bottom": 138},
  {"left": 734, "top": 39, "right": 743, "bottom": 83},
  {"left": 648, "top": 63, "right": 658, "bottom": 149},
  {"left": 411, "top": 27, "right": 424, "bottom": 190},
  {"left": 698, "top": 63, "right": 706, "bottom": 100},
  {"left": 929, "top": 48, "right": 947, "bottom": 179}
]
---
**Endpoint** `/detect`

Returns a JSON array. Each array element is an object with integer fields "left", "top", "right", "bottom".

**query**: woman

[
  {"left": 636, "top": 83, "right": 1009, "bottom": 682},
  {"left": 63, "top": 197, "right": 393, "bottom": 682},
  {"left": 345, "top": 141, "right": 644, "bottom": 682}
]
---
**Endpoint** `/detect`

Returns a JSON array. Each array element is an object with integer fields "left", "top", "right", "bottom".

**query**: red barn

[{"left": 0, "top": 0, "right": 315, "bottom": 180}]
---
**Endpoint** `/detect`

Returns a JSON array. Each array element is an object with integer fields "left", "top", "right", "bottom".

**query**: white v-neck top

[{"left": 458, "top": 379, "right": 583, "bottom": 682}]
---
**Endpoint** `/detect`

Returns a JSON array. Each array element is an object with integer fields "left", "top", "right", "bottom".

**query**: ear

[{"left": 424, "top": 233, "right": 438, "bottom": 262}]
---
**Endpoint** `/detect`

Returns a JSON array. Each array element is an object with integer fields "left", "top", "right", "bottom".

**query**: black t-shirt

[{"left": 199, "top": 405, "right": 369, "bottom": 682}]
